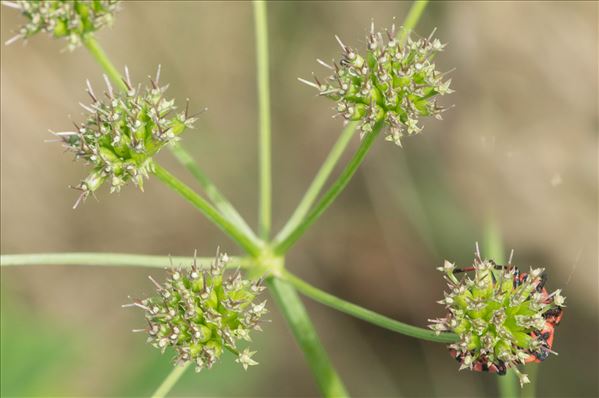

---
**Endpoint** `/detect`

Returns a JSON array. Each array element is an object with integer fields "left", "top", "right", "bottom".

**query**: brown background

[{"left": 1, "top": 1, "right": 597, "bottom": 397}]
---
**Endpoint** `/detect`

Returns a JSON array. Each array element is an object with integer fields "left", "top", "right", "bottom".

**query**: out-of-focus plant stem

[
  {"left": 266, "top": 277, "right": 349, "bottom": 398},
  {"left": 151, "top": 363, "right": 190, "bottom": 398},
  {"left": 83, "top": 34, "right": 127, "bottom": 91},
  {"left": 273, "top": 123, "right": 382, "bottom": 254},
  {"left": 274, "top": 122, "right": 358, "bottom": 246},
  {"left": 521, "top": 364, "right": 538, "bottom": 398},
  {"left": 252, "top": 1, "right": 348, "bottom": 396},
  {"left": 168, "top": 143, "right": 257, "bottom": 239},
  {"left": 399, "top": 0, "right": 429, "bottom": 43}
]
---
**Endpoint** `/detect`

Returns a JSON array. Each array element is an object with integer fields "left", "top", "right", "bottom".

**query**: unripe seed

[
  {"left": 5, "top": 0, "right": 120, "bottom": 50},
  {"left": 124, "top": 250, "right": 267, "bottom": 372},
  {"left": 52, "top": 67, "right": 198, "bottom": 208},
  {"left": 300, "top": 20, "right": 453, "bottom": 146}
]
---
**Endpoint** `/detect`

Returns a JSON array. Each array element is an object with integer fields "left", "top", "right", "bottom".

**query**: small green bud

[
  {"left": 299, "top": 20, "right": 453, "bottom": 147},
  {"left": 52, "top": 66, "right": 199, "bottom": 208},
  {"left": 124, "top": 250, "right": 268, "bottom": 372},
  {"left": 4, "top": 0, "right": 120, "bottom": 50},
  {"left": 430, "top": 247, "right": 565, "bottom": 387}
]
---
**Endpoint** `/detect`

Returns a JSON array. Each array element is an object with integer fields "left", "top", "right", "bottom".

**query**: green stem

[
  {"left": 252, "top": 4, "right": 347, "bottom": 394},
  {"left": 151, "top": 363, "right": 190, "bottom": 398},
  {"left": 168, "top": 142, "right": 257, "bottom": 239},
  {"left": 253, "top": 0, "right": 272, "bottom": 240},
  {"left": 521, "top": 364, "right": 538, "bottom": 398},
  {"left": 82, "top": 34, "right": 127, "bottom": 91},
  {"left": 267, "top": 277, "right": 349, "bottom": 397},
  {"left": 0, "top": 253, "right": 247, "bottom": 268},
  {"left": 498, "top": 370, "right": 520, "bottom": 398},
  {"left": 274, "top": 123, "right": 382, "bottom": 254},
  {"left": 274, "top": 122, "right": 358, "bottom": 245},
  {"left": 282, "top": 270, "right": 457, "bottom": 344},
  {"left": 153, "top": 163, "right": 262, "bottom": 257},
  {"left": 399, "top": 0, "right": 430, "bottom": 43}
]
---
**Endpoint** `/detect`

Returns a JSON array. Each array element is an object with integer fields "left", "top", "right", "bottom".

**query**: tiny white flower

[{"left": 236, "top": 348, "right": 259, "bottom": 370}]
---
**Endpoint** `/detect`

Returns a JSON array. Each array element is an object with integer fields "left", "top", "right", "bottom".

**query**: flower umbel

[
  {"left": 124, "top": 250, "right": 268, "bottom": 372},
  {"left": 299, "top": 20, "right": 453, "bottom": 146},
  {"left": 429, "top": 248, "right": 565, "bottom": 387},
  {"left": 4, "top": 0, "right": 120, "bottom": 50},
  {"left": 53, "top": 66, "right": 198, "bottom": 208}
]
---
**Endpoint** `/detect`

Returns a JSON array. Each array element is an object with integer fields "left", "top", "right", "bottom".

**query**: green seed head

[
  {"left": 126, "top": 251, "right": 268, "bottom": 372},
  {"left": 54, "top": 66, "right": 198, "bottom": 208},
  {"left": 4, "top": 0, "right": 120, "bottom": 50},
  {"left": 299, "top": 20, "right": 453, "bottom": 146},
  {"left": 430, "top": 250, "right": 565, "bottom": 387}
]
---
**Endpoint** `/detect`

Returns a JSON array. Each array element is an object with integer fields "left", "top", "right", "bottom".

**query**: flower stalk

[
  {"left": 274, "top": 121, "right": 358, "bottom": 246},
  {"left": 83, "top": 34, "right": 127, "bottom": 91},
  {"left": 399, "top": 0, "right": 429, "bottom": 43},
  {"left": 167, "top": 142, "right": 257, "bottom": 240},
  {"left": 274, "top": 122, "right": 383, "bottom": 254},
  {"left": 254, "top": 0, "right": 272, "bottom": 240},
  {"left": 251, "top": 2, "right": 348, "bottom": 396},
  {"left": 152, "top": 164, "right": 262, "bottom": 257},
  {"left": 151, "top": 363, "right": 190, "bottom": 398},
  {"left": 267, "top": 277, "right": 349, "bottom": 398},
  {"left": 0, "top": 252, "right": 246, "bottom": 268},
  {"left": 282, "top": 269, "right": 458, "bottom": 344}
]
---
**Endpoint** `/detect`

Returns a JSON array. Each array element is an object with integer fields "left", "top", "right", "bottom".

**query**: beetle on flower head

[{"left": 429, "top": 245, "right": 565, "bottom": 387}]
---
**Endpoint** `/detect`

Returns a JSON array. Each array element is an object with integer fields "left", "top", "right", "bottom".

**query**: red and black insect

[{"left": 449, "top": 259, "right": 564, "bottom": 375}]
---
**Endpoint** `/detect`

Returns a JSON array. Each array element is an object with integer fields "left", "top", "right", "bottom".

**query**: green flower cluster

[
  {"left": 300, "top": 21, "right": 453, "bottom": 146},
  {"left": 54, "top": 67, "right": 197, "bottom": 208},
  {"left": 429, "top": 253, "right": 565, "bottom": 387},
  {"left": 125, "top": 251, "right": 268, "bottom": 372},
  {"left": 5, "top": 0, "right": 120, "bottom": 50}
]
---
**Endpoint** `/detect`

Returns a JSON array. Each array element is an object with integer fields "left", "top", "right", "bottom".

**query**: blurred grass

[
  {"left": 371, "top": 139, "right": 480, "bottom": 263},
  {"left": 115, "top": 343, "right": 270, "bottom": 397},
  {"left": 0, "top": 275, "right": 281, "bottom": 397},
  {"left": 1, "top": 295, "right": 83, "bottom": 396}
]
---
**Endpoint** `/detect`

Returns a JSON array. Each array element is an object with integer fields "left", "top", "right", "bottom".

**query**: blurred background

[{"left": 1, "top": 1, "right": 597, "bottom": 397}]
